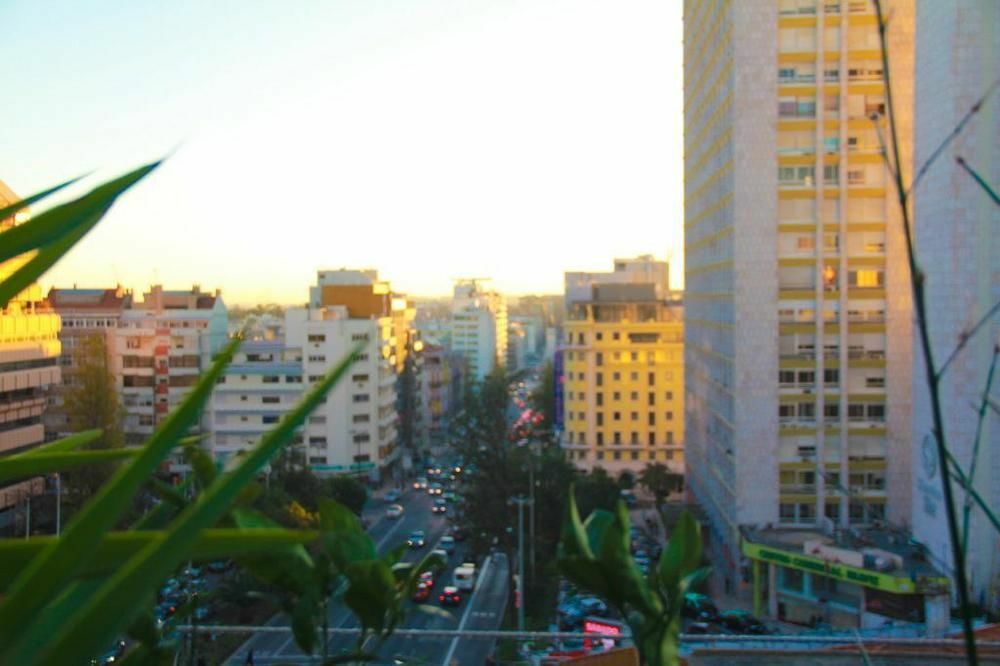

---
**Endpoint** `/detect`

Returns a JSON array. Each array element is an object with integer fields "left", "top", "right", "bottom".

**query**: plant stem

[
  {"left": 962, "top": 349, "right": 998, "bottom": 555},
  {"left": 872, "top": 0, "right": 978, "bottom": 660}
]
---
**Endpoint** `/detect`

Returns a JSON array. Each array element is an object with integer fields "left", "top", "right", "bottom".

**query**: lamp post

[{"left": 509, "top": 495, "right": 533, "bottom": 632}]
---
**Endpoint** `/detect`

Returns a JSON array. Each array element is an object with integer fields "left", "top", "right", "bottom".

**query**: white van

[{"left": 453, "top": 564, "right": 476, "bottom": 592}]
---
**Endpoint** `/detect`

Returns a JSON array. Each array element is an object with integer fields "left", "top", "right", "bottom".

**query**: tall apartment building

[
  {"left": 683, "top": 0, "right": 915, "bottom": 591},
  {"left": 45, "top": 287, "right": 132, "bottom": 438},
  {"left": 285, "top": 270, "right": 405, "bottom": 482},
  {"left": 0, "top": 181, "right": 62, "bottom": 528},
  {"left": 911, "top": 0, "right": 999, "bottom": 608},
  {"left": 419, "top": 343, "right": 462, "bottom": 454},
  {"left": 208, "top": 340, "right": 304, "bottom": 466},
  {"left": 113, "top": 286, "right": 228, "bottom": 453},
  {"left": 450, "top": 279, "right": 507, "bottom": 382},
  {"left": 560, "top": 257, "right": 684, "bottom": 475}
]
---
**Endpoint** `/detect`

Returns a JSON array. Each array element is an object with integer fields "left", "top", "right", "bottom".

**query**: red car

[
  {"left": 412, "top": 582, "right": 431, "bottom": 603},
  {"left": 439, "top": 586, "right": 462, "bottom": 606},
  {"left": 419, "top": 571, "right": 435, "bottom": 589}
]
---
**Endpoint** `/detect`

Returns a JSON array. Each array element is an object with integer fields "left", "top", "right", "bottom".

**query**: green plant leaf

[
  {"left": 318, "top": 497, "right": 362, "bottom": 532},
  {"left": 34, "top": 344, "right": 360, "bottom": 664},
  {"left": 0, "top": 174, "right": 85, "bottom": 236},
  {"left": 183, "top": 440, "right": 217, "bottom": 489},
  {"left": 557, "top": 485, "right": 594, "bottom": 561},
  {"left": 0, "top": 449, "right": 134, "bottom": 485},
  {"left": 0, "top": 528, "right": 317, "bottom": 592},
  {"left": 344, "top": 560, "right": 395, "bottom": 634},
  {"left": 658, "top": 510, "right": 701, "bottom": 592},
  {"left": 0, "top": 162, "right": 159, "bottom": 307},
  {"left": 291, "top": 594, "right": 319, "bottom": 655},
  {"left": 18, "top": 429, "right": 102, "bottom": 455},
  {"left": 0, "top": 335, "right": 241, "bottom": 663}
]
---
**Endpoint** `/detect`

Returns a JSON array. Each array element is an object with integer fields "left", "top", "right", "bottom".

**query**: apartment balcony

[{"left": 779, "top": 484, "right": 817, "bottom": 495}]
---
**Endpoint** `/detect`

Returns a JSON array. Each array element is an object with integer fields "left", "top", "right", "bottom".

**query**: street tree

[{"left": 639, "top": 462, "right": 684, "bottom": 505}]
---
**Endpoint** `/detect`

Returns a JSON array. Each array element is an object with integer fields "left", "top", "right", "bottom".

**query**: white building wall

[{"left": 912, "top": 0, "right": 1000, "bottom": 607}]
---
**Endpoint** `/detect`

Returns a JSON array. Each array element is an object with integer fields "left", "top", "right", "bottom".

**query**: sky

[{"left": 1, "top": 0, "right": 684, "bottom": 305}]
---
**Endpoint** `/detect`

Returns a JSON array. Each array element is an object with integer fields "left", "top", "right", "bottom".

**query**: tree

[
  {"left": 528, "top": 361, "right": 555, "bottom": 433},
  {"left": 575, "top": 467, "right": 620, "bottom": 520},
  {"left": 326, "top": 475, "right": 367, "bottom": 516},
  {"left": 639, "top": 463, "right": 684, "bottom": 505},
  {"left": 61, "top": 333, "right": 125, "bottom": 502}
]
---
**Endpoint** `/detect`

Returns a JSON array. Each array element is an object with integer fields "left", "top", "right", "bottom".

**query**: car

[
  {"left": 407, "top": 530, "right": 426, "bottom": 548},
  {"left": 448, "top": 526, "right": 466, "bottom": 542},
  {"left": 432, "top": 498, "right": 448, "bottom": 514},
  {"left": 207, "top": 559, "right": 232, "bottom": 574},
  {"left": 413, "top": 477, "right": 428, "bottom": 490},
  {"left": 431, "top": 548, "right": 448, "bottom": 561},
  {"left": 620, "top": 490, "right": 638, "bottom": 508},
  {"left": 419, "top": 571, "right": 435, "bottom": 588},
  {"left": 386, "top": 503, "right": 404, "bottom": 519},
  {"left": 439, "top": 535, "right": 456, "bottom": 553},
  {"left": 685, "top": 621, "right": 713, "bottom": 635},
  {"left": 181, "top": 565, "right": 202, "bottom": 579},
  {"left": 428, "top": 482, "right": 443, "bottom": 496},
  {"left": 718, "top": 610, "right": 769, "bottom": 635},
  {"left": 385, "top": 489, "right": 402, "bottom": 502},
  {"left": 442, "top": 491, "right": 457, "bottom": 502},
  {"left": 91, "top": 640, "right": 126, "bottom": 665},
  {"left": 439, "top": 585, "right": 462, "bottom": 606},
  {"left": 412, "top": 582, "right": 431, "bottom": 603},
  {"left": 578, "top": 596, "right": 609, "bottom": 617},
  {"left": 682, "top": 593, "right": 719, "bottom": 622}
]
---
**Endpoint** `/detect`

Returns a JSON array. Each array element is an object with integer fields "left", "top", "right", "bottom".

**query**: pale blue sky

[{"left": 1, "top": 0, "right": 684, "bottom": 304}]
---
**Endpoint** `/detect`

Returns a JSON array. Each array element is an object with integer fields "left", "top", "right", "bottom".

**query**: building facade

[
  {"left": 0, "top": 181, "right": 62, "bottom": 527},
  {"left": 911, "top": 0, "right": 1000, "bottom": 608},
  {"left": 683, "top": 0, "right": 915, "bottom": 588},
  {"left": 560, "top": 257, "right": 684, "bottom": 475},
  {"left": 45, "top": 287, "right": 132, "bottom": 439},
  {"left": 113, "top": 286, "right": 228, "bottom": 455},
  {"left": 450, "top": 279, "right": 508, "bottom": 382},
  {"left": 208, "top": 340, "right": 304, "bottom": 466},
  {"left": 285, "top": 270, "right": 404, "bottom": 482}
]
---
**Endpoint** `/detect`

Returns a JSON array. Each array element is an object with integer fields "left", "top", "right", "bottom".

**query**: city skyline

[{"left": 1, "top": 0, "right": 684, "bottom": 303}]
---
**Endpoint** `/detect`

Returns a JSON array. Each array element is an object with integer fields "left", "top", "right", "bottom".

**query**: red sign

[{"left": 583, "top": 619, "right": 622, "bottom": 636}]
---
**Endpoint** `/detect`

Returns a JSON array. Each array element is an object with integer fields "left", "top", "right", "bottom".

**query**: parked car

[
  {"left": 685, "top": 621, "right": 712, "bottom": 635},
  {"left": 385, "top": 489, "right": 402, "bottom": 503},
  {"left": 439, "top": 585, "right": 462, "bottom": 606},
  {"left": 386, "top": 503, "right": 404, "bottom": 519},
  {"left": 439, "top": 535, "right": 456, "bottom": 553},
  {"left": 718, "top": 610, "right": 769, "bottom": 635},
  {"left": 91, "top": 640, "right": 126, "bottom": 665},
  {"left": 681, "top": 593, "right": 719, "bottom": 622},
  {"left": 432, "top": 498, "right": 448, "bottom": 514},
  {"left": 407, "top": 530, "right": 426, "bottom": 548},
  {"left": 412, "top": 582, "right": 431, "bottom": 603}
]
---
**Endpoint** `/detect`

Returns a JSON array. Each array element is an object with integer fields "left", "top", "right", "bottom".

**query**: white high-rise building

[
  {"left": 683, "top": 0, "right": 917, "bottom": 597},
  {"left": 285, "top": 270, "right": 403, "bottom": 482},
  {"left": 911, "top": 0, "right": 1000, "bottom": 610},
  {"left": 450, "top": 279, "right": 507, "bottom": 382}
]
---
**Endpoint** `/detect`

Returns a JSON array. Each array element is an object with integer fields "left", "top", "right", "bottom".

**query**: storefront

[{"left": 742, "top": 532, "right": 951, "bottom": 634}]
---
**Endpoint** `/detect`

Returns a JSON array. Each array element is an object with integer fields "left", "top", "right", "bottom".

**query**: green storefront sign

[
  {"left": 310, "top": 462, "right": 376, "bottom": 473},
  {"left": 742, "top": 541, "right": 948, "bottom": 594}
]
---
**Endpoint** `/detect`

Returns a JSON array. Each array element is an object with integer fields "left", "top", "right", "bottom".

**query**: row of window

[
  {"left": 778, "top": 402, "right": 886, "bottom": 420},
  {"left": 564, "top": 371, "right": 677, "bottom": 385},
  {"left": 567, "top": 331, "right": 682, "bottom": 345},
  {"left": 566, "top": 350, "right": 680, "bottom": 364},
  {"left": 567, "top": 390, "right": 676, "bottom": 402},
  {"left": 567, "top": 430, "right": 677, "bottom": 446},
  {"left": 779, "top": 500, "right": 885, "bottom": 524},
  {"left": 567, "top": 449, "right": 678, "bottom": 462},
  {"left": 568, "top": 410, "right": 676, "bottom": 423}
]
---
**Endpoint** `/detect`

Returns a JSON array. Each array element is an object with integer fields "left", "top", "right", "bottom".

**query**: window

[
  {"left": 648, "top": 392, "right": 655, "bottom": 406},
  {"left": 308, "top": 436, "right": 327, "bottom": 446},
  {"left": 263, "top": 415, "right": 279, "bottom": 424},
  {"left": 596, "top": 372, "right": 603, "bottom": 387},
  {"left": 286, "top": 375, "right": 302, "bottom": 383},
  {"left": 849, "top": 269, "right": 884, "bottom": 288},
  {"left": 307, "top": 334, "right": 326, "bottom": 343},
  {"left": 613, "top": 411, "right": 621, "bottom": 421},
  {"left": 648, "top": 372, "right": 655, "bottom": 386},
  {"left": 631, "top": 432, "right": 639, "bottom": 444},
  {"left": 596, "top": 432, "right": 604, "bottom": 446},
  {"left": 595, "top": 332, "right": 603, "bottom": 341},
  {"left": 262, "top": 375, "right": 280, "bottom": 384},
  {"left": 779, "top": 370, "right": 795, "bottom": 385},
  {"left": 825, "top": 503, "right": 841, "bottom": 521},
  {"left": 780, "top": 504, "right": 796, "bottom": 523},
  {"left": 613, "top": 451, "right": 621, "bottom": 461},
  {"left": 781, "top": 567, "right": 805, "bottom": 592},
  {"left": 665, "top": 391, "right": 673, "bottom": 401},
  {"left": 824, "top": 369, "right": 839, "bottom": 384},
  {"left": 630, "top": 352, "right": 638, "bottom": 362},
  {"left": 351, "top": 333, "right": 369, "bottom": 342},
  {"left": 596, "top": 392, "right": 603, "bottom": 407},
  {"left": 630, "top": 412, "right": 638, "bottom": 421},
  {"left": 596, "top": 451, "right": 605, "bottom": 461},
  {"left": 648, "top": 432, "right": 656, "bottom": 446},
  {"left": 262, "top": 396, "right": 280, "bottom": 404},
  {"left": 612, "top": 332, "right": 620, "bottom": 341},
  {"left": 596, "top": 352, "right": 603, "bottom": 367},
  {"left": 799, "top": 502, "right": 816, "bottom": 520},
  {"left": 240, "top": 395, "right": 248, "bottom": 402},
  {"left": 612, "top": 372, "right": 621, "bottom": 381},
  {"left": 631, "top": 372, "right": 638, "bottom": 381},
  {"left": 352, "top": 374, "right": 370, "bottom": 382},
  {"left": 666, "top": 432, "right": 675, "bottom": 444},
  {"left": 353, "top": 414, "right": 370, "bottom": 423},
  {"left": 613, "top": 432, "right": 622, "bottom": 444},
  {"left": 867, "top": 404, "right": 886, "bottom": 421},
  {"left": 352, "top": 394, "right": 370, "bottom": 403},
  {"left": 596, "top": 412, "right": 604, "bottom": 426},
  {"left": 613, "top": 391, "right": 621, "bottom": 400},
  {"left": 824, "top": 404, "right": 840, "bottom": 418},
  {"left": 630, "top": 391, "right": 639, "bottom": 401},
  {"left": 648, "top": 413, "right": 656, "bottom": 426},
  {"left": 310, "top": 416, "right": 326, "bottom": 424},
  {"left": 353, "top": 433, "right": 370, "bottom": 443},
  {"left": 666, "top": 411, "right": 674, "bottom": 421}
]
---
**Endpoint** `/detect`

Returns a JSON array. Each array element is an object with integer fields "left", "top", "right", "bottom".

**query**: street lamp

[{"left": 508, "top": 495, "right": 533, "bottom": 632}]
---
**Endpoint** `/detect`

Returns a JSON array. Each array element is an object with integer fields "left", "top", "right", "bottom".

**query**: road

[{"left": 227, "top": 487, "right": 509, "bottom": 665}]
